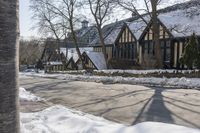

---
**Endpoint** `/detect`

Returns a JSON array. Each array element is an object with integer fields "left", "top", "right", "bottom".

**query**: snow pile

[
  {"left": 20, "top": 72, "right": 200, "bottom": 89},
  {"left": 20, "top": 105, "right": 200, "bottom": 133},
  {"left": 19, "top": 87, "right": 42, "bottom": 102},
  {"left": 95, "top": 69, "right": 199, "bottom": 74}
]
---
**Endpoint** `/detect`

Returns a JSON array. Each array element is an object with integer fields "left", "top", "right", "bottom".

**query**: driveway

[{"left": 20, "top": 76, "right": 200, "bottom": 128}]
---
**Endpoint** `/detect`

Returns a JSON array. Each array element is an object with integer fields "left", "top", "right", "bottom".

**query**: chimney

[{"left": 81, "top": 20, "right": 89, "bottom": 29}]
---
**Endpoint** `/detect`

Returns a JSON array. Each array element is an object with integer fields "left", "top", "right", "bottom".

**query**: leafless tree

[
  {"left": 87, "top": 0, "right": 116, "bottom": 68},
  {"left": 30, "top": 0, "right": 86, "bottom": 69},
  {"left": 118, "top": 0, "right": 163, "bottom": 68},
  {"left": 19, "top": 37, "right": 45, "bottom": 66},
  {"left": 30, "top": 0, "right": 67, "bottom": 54}
]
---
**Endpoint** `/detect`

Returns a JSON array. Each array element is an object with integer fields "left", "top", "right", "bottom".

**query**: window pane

[
  {"left": 145, "top": 42, "right": 148, "bottom": 53},
  {"left": 150, "top": 42, "right": 153, "bottom": 54},
  {"left": 166, "top": 41, "right": 170, "bottom": 48},
  {"left": 166, "top": 48, "right": 170, "bottom": 61},
  {"left": 161, "top": 41, "right": 164, "bottom": 49},
  {"left": 132, "top": 45, "right": 134, "bottom": 59}
]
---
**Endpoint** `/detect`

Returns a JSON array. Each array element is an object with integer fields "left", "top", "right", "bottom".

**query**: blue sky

[{"left": 19, "top": 0, "right": 36, "bottom": 37}]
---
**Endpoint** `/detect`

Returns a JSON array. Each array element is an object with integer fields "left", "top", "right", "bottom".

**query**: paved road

[{"left": 20, "top": 76, "right": 200, "bottom": 128}]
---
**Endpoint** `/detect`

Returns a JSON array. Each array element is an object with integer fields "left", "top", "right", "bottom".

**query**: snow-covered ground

[
  {"left": 49, "top": 69, "right": 199, "bottom": 75},
  {"left": 94, "top": 69, "right": 199, "bottom": 74},
  {"left": 20, "top": 105, "right": 200, "bottom": 133},
  {"left": 20, "top": 88, "right": 200, "bottom": 133},
  {"left": 20, "top": 71, "right": 200, "bottom": 89},
  {"left": 19, "top": 87, "right": 43, "bottom": 102}
]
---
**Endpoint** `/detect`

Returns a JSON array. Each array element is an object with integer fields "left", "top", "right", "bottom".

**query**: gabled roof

[
  {"left": 114, "top": 23, "right": 138, "bottom": 44},
  {"left": 67, "top": 26, "right": 98, "bottom": 47},
  {"left": 84, "top": 51, "right": 107, "bottom": 70},
  {"left": 60, "top": 47, "right": 93, "bottom": 63},
  {"left": 90, "top": 21, "right": 124, "bottom": 46},
  {"left": 90, "top": 0, "right": 200, "bottom": 45},
  {"left": 130, "top": 0, "right": 200, "bottom": 39},
  {"left": 126, "top": 16, "right": 151, "bottom": 40},
  {"left": 76, "top": 26, "right": 96, "bottom": 38},
  {"left": 66, "top": 57, "right": 77, "bottom": 69},
  {"left": 158, "top": 0, "right": 200, "bottom": 37}
]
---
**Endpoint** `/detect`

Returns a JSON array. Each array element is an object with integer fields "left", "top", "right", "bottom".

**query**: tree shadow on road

[
  {"left": 132, "top": 88, "right": 174, "bottom": 124},
  {"left": 132, "top": 87, "right": 200, "bottom": 128}
]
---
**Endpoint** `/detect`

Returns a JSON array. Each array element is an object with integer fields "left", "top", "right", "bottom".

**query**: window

[
  {"left": 120, "top": 45, "right": 123, "bottom": 59},
  {"left": 144, "top": 42, "right": 148, "bottom": 54},
  {"left": 124, "top": 44, "right": 127, "bottom": 59},
  {"left": 166, "top": 42, "right": 170, "bottom": 48},
  {"left": 130, "top": 44, "right": 133, "bottom": 59},
  {"left": 149, "top": 42, "right": 153, "bottom": 54},
  {"left": 132, "top": 45, "right": 135, "bottom": 59},
  {"left": 127, "top": 44, "right": 131, "bottom": 59},
  {"left": 166, "top": 48, "right": 170, "bottom": 62}
]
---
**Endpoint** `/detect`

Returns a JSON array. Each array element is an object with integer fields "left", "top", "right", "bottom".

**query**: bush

[{"left": 180, "top": 33, "right": 199, "bottom": 69}]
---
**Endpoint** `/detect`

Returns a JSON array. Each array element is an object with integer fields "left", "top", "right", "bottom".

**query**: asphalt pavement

[{"left": 20, "top": 76, "right": 200, "bottom": 128}]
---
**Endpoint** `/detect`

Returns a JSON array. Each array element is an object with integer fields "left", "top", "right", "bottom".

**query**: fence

[{"left": 44, "top": 64, "right": 66, "bottom": 73}]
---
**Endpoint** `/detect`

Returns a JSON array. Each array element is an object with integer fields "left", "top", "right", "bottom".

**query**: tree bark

[
  {"left": 0, "top": 0, "right": 20, "bottom": 133},
  {"left": 97, "top": 26, "right": 108, "bottom": 68},
  {"left": 69, "top": 19, "right": 86, "bottom": 69},
  {"left": 151, "top": 0, "right": 162, "bottom": 68}
]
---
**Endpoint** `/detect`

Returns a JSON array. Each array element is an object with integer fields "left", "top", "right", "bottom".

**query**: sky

[
  {"left": 19, "top": 0, "right": 35, "bottom": 38},
  {"left": 19, "top": 0, "right": 190, "bottom": 38}
]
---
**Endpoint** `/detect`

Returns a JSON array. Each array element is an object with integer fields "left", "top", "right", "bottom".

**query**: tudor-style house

[
  {"left": 43, "top": 0, "right": 200, "bottom": 70},
  {"left": 89, "top": 0, "right": 200, "bottom": 69},
  {"left": 138, "top": 19, "right": 172, "bottom": 68},
  {"left": 111, "top": 24, "right": 138, "bottom": 69}
]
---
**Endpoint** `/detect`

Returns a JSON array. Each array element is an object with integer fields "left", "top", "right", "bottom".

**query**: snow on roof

[
  {"left": 158, "top": 4, "right": 200, "bottom": 37},
  {"left": 126, "top": 16, "right": 150, "bottom": 40},
  {"left": 126, "top": 1, "right": 200, "bottom": 39},
  {"left": 60, "top": 47, "right": 93, "bottom": 63},
  {"left": 85, "top": 51, "right": 107, "bottom": 70},
  {"left": 76, "top": 26, "right": 94, "bottom": 37},
  {"left": 80, "top": 1, "right": 200, "bottom": 46},
  {"left": 90, "top": 22, "right": 124, "bottom": 46},
  {"left": 104, "top": 26, "right": 123, "bottom": 44}
]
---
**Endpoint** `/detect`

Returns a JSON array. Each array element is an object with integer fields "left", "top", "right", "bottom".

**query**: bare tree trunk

[
  {"left": 151, "top": 0, "right": 162, "bottom": 68},
  {"left": 97, "top": 26, "right": 108, "bottom": 68},
  {"left": 0, "top": 0, "right": 19, "bottom": 133},
  {"left": 69, "top": 19, "right": 86, "bottom": 69}
]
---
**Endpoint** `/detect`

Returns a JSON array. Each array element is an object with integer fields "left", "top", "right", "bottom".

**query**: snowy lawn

[
  {"left": 62, "top": 69, "right": 200, "bottom": 75},
  {"left": 19, "top": 87, "right": 200, "bottom": 133},
  {"left": 20, "top": 105, "right": 200, "bottom": 133},
  {"left": 20, "top": 71, "right": 200, "bottom": 89}
]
